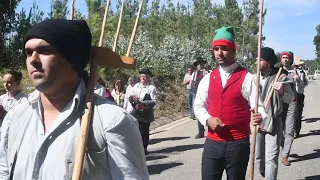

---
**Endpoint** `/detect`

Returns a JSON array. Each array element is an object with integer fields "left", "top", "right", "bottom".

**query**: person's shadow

[
  {"left": 302, "top": 118, "right": 320, "bottom": 123},
  {"left": 304, "top": 175, "right": 320, "bottom": 180},
  {"left": 298, "top": 130, "right": 320, "bottom": 138},
  {"left": 289, "top": 149, "right": 320, "bottom": 163}
]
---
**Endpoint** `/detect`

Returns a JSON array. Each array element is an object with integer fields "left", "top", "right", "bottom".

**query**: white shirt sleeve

[
  {"left": 193, "top": 74, "right": 212, "bottom": 126},
  {"left": 242, "top": 73, "right": 268, "bottom": 119},
  {"left": 104, "top": 110, "right": 150, "bottom": 180},
  {"left": 0, "top": 116, "right": 11, "bottom": 178}
]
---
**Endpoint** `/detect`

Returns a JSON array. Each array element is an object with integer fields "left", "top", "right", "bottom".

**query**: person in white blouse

[
  {"left": 193, "top": 26, "right": 265, "bottom": 180},
  {"left": 129, "top": 68, "right": 157, "bottom": 155},
  {"left": 0, "top": 70, "right": 27, "bottom": 122},
  {"left": 123, "top": 75, "right": 136, "bottom": 112}
]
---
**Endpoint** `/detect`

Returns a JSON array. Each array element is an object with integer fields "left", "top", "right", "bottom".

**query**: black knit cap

[
  {"left": 139, "top": 68, "right": 153, "bottom": 77},
  {"left": 193, "top": 57, "right": 207, "bottom": 67},
  {"left": 261, "top": 47, "right": 277, "bottom": 65},
  {"left": 23, "top": 19, "right": 92, "bottom": 73}
]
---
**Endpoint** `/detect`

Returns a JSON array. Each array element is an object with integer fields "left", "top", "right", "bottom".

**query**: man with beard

[
  {"left": 194, "top": 26, "right": 266, "bottom": 180},
  {"left": 255, "top": 47, "right": 294, "bottom": 179},
  {"left": 0, "top": 19, "right": 149, "bottom": 180}
]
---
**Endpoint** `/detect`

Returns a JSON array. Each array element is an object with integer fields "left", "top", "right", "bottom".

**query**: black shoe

[
  {"left": 295, "top": 134, "right": 300, "bottom": 139},
  {"left": 194, "top": 133, "right": 204, "bottom": 139}
]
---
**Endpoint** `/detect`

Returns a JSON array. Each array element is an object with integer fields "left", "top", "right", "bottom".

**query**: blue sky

[{"left": 16, "top": 0, "right": 320, "bottom": 60}]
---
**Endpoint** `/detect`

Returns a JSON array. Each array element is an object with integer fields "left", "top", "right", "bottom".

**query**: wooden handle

[
  {"left": 126, "top": 0, "right": 144, "bottom": 57},
  {"left": 113, "top": 0, "right": 125, "bottom": 52},
  {"left": 249, "top": 0, "right": 264, "bottom": 179},
  {"left": 70, "top": 0, "right": 75, "bottom": 20},
  {"left": 265, "top": 67, "right": 283, "bottom": 110},
  {"left": 71, "top": 2, "right": 110, "bottom": 179},
  {"left": 99, "top": 0, "right": 111, "bottom": 47}
]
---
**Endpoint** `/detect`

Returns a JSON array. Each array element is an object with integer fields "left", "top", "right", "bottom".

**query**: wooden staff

[
  {"left": 70, "top": 0, "right": 75, "bottom": 20},
  {"left": 265, "top": 67, "right": 283, "bottom": 110},
  {"left": 249, "top": 0, "right": 264, "bottom": 179},
  {"left": 113, "top": 0, "right": 125, "bottom": 52},
  {"left": 71, "top": 1, "right": 110, "bottom": 179},
  {"left": 126, "top": 0, "right": 144, "bottom": 57},
  {"left": 99, "top": 0, "right": 111, "bottom": 46}
]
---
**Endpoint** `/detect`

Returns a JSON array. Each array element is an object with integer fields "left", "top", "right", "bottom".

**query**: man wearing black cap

[
  {"left": 0, "top": 19, "right": 149, "bottom": 179},
  {"left": 255, "top": 47, "right": 294, "bottom": 180},
  {"left": 190, "top": 57, "right": 208, "bottom": 139},
  {"left": 129, "top": 68, "right": 157, "bottom": 155}
]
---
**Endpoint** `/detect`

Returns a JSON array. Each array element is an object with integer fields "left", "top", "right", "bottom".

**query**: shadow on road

[
  {"left": 304, "top": 175, "right": 320, "bottom": 180},
  {"left": 150, "top": 130, "right": 167, "bottom": 135},
  {"left": 298, "top": 130, "right": 320, "bottom": 138},
  {"left": 148, "top": 162, "right": 184, "bottom": 175},
  {"left": 149, "top": 136, "right": 190, "bottom": 145},
  {"left": 149, "top": 144, "right": 204, "bottom": 154},
  {"left": 302, "top": 118, "right": 320, "bottom": 123},
  {"left": 146, "top": 155, "right": 168, "bottom": 161},
  {"left": 289, "top": 149, "right": 320, "bottom": 163}
]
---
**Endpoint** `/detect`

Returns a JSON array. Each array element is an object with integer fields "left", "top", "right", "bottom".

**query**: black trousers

[
  {"left": 296, "top": 93, "right": 305, "bottom": 135},
  {"left": 198, "top": 120, "right": 205, "bottom": 135},
  {"left": 202, "top": 137, "right": 250, "bottom": 180},
  {"left": 139, "top": 122, "right": 151, "bottom": 150}
]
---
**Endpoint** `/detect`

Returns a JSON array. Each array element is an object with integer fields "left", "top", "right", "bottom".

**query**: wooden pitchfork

[
  {"left": 69, "top": 0, "right": 144, "bottom": 179},
  {"left": 249, "top": 0, "right": 265, "bottom": 179}
]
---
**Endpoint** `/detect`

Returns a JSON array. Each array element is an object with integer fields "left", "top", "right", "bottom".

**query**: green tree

[{"left": 314, "top": 24, "right": 320, "bottom": 62}]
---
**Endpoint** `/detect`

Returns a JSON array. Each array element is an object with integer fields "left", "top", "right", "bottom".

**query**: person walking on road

[
  {"left": 191, "top": 57, "right": 208, "bottom": 139},
  {"left": 194, "top": 26, "right": 266, "bottom": 180},
  {"left": 0, "top": 19, "right": 149, "bottom": 180},
  {"left": 255, "top": 47, "right": 294, "bottom": 179},
  {"left": 183, "top": 66, "right": 195, "bottom": 119},
  {"left": 129, "top": 68, "right": 157, "bottom": 155},
  {"left": 279, "top": 51, "right": 299, "bottom": 166}
]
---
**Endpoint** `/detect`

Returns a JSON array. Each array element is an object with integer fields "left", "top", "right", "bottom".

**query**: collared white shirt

[
  {"left": 194, "top": 63, "right": 267, "bottom": 126},
  {"left": 0, "top": 80, "right": 149, "bottom": 180},
  {"left": 132, "top": 83, "right": 157, "bottom": 104},
  {"left": 0, "top": 92, "right": 28, "bottom": 112}
]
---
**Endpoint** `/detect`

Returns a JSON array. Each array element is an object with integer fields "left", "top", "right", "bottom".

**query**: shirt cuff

[
  {"left": 257, "top": 107, "right": 268, "bottom": 120},
  {"left": 200, "top": 113, "right": 212, "bottom": 126}
]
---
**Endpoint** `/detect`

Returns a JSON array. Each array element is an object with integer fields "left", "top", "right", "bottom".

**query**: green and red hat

[
  {"left": 280, "top": 51, "right": 294, "bottom": 60},
  {"left": 212, "top": 26, "right": 236, "bottom": 50}
]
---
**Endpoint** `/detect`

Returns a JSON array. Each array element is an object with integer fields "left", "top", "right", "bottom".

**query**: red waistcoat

[{"left": 207, "top": 67, "right": 251, "bottom": 142}]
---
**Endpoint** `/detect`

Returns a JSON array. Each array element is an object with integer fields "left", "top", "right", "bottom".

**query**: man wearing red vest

[{"left": 194, "top": 26, "right": 267, "bottom": 180}]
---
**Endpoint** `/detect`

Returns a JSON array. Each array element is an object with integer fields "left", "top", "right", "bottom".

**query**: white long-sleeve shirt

[
  {"left": 0, "top": 80, "right": 149, "bottom": 180},
  {"left": 194, "top": 63, "right": 267, "bottom": 126},
  {"left": 123, "top": 85, "right": 135, "bottom": 112},
  {"left": 0, "top": 92, "right": 28, "bottom": 112}
]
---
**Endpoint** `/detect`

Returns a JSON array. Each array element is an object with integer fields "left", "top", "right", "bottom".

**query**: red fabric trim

[{"left": 212, "top": 39, "right": 236, "bottom": 50}]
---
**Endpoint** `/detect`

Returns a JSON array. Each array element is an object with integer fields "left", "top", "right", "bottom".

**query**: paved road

[{"left": 147, "top": 80, "right": 320, "bottom": 180}]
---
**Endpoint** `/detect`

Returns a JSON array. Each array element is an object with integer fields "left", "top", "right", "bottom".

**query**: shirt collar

[
  {"left": 6, "top": 91, "right": 24, "bottom": 100},
  {"left": 30, "top": 79, "right": 86, "bottom": 111},
  {"left": 219, "top": 63, "right": 238, "bottom": 74}
]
